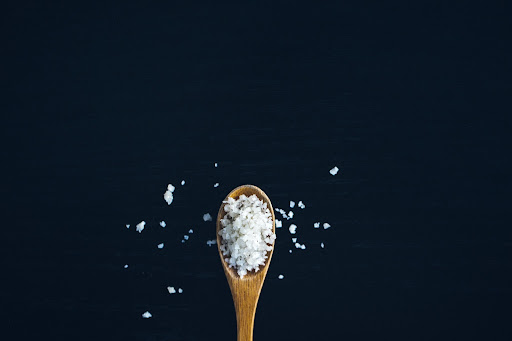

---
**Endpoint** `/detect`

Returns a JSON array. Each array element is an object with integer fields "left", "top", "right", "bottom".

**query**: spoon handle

[{"left": 232, "top": 282, "right": 261, "bottom": 341}]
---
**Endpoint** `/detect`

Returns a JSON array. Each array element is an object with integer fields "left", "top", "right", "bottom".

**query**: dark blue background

[{"left": 2, "top": 2, "right": 511, "bottom": 340}]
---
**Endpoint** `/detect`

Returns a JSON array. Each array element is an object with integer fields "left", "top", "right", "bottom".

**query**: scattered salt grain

[
  {"left": 167, "top": 286, "right": 176, "bottom": 294},
  {"left": 278, "top": 275, "right": 284, "bottom": 279},
  {"left": 157, "top": 243, "right": 164, "bottom": 249},
  {"left": 181, "top": 240, "right": 185, "bottom": 243},
  {"left": 214, "top": 183, "right": 219, "bottom": 188},
  {"left": 206, "top": 240, "right": 217, "bottom": 246},
  {"left": 290, "top": 201, "right": 295, "bottom": 208},
  {"left": 218, "top": 194, "right": 276, "bottom": 278},
  {"left": 178, "top": 288, "right": 183, "bottom": 294},
  {"left": 289, "top": 250, "right": 292, "bottom": 253},
  {"left": 301, "top": 244, "right": 306, "bottom": 249},
  {"left": 189, "top": 229, "right": 193, "bottom": 234},
  {"left": 292, "top": 238, "right": 297, "bottom": 243},
  {"left": 214, "top": 163, "right": 218, "bottom": 167},
  {"left": 203, "top": 213, "right": 212, "bottom": 221},
  {"left": 295, "top": 242, "right": 301, "bottom": 248},
  {"left": 276, "top": 220, "right": 282, "bottom": 228},
  {"left": 298, "top": 201, "right": 305, "bottom": 209},
  {"left": 124, "top": 264, "right": 129, "bottom": 269},
  {"left": 321, "top": 242, "right": 325, "bottom": 248},
  {"left": 288, "top": 211, "right": 294, "bottom": 219},
  {"left": 314, "top": 222, "right": 320, "bottom": 228},
  {"left": 330, "top": 166, "right": 339, "bottom": 176},
  {"left": 136, "top": 221, "right": 146, "bottom": 233},
  {"left": 323, "top": 223, "right": 331, "bottom": 229},
  {"left": 160, "top": 221, "right": 166, "bottom": 227},
  {"left": 163, "top": 184, "right": 175, "bottom": 205},
  {"left": 181, "top": 180, "right": 185, "bottom": 185},
  {"left": 142, "top": 311, "right": 152, "bottom": 319},
  {"left": 184, "top": 235, "right": 189, "bottom": 241},
  {"left": 126, "top": 224, "right": 130, "bottom": 229},
  {"left": 289, "top": 224, "right": 297, "bottom": 234}
]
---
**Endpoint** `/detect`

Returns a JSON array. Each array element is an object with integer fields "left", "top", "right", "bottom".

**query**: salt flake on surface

[
  {"left": 323, "top": 223, "right": 331, "bottom": 229},
  {"left": 292, "top": 238, "right": 297, "bottom": 243},
  {"left": 181, "top": 180, "right": 185, "bottom": 185},
  {"left": 298, "top": 201, "right": 305, "bottom": 209},
  {"left": 289, "top": 201, "right": 295, "bottom": 208},
  {"left": 203, "top": 213, "right": 212, "bottom": 221},
  {"left": 184, "top": 235, "right": 189, "bottom": 241},
  {"left": 214, "top": 183, "right": 219, "bottom": 188},
  {"left": 289, "top": 224, "right": 297, "bottom": 234},
  {"left": 214, "top": 163, "right": 218, "bottom": 167},
  {"left": 301, "top": 244, "right": 306, "bottom": 249},
  {"left": 157, "top": 243, "right": 164, "bottom": 249},
  {"left": 126, "top": 224, "right": 130, "bottom": 229},
  {"left": 289, "top": 250, "right": 292, "bottom": 253},
  {"left": 142, "top": 311, "right": 152, "bottom": 319},
  {"left": 314, "top": 222, "right": 320, "bottom": 228},
  {"left": 321, "top": 242, "right": 325, "bottom": 248},
  {"left": 164, "top": 184, "right": 175, "bottom": 205},
  {"left": 206, "top": 240, "right": 217, "bottom": 246},
  {"left": 275, "top": 219, "right": 282, "bottom": 228},
  {"left": 124, "top": 264, "right": 129, "bottom": 269},
  {"left": 160, "top": 221, "right": 166, "bottom": 227},
  {"left": 178, "top": 288, "right": 183, "bottom": 293},
  {"left": 136, "top": 221, "right": 146, "bottom": 233},
  {"left": 278, "top": 275, "right": 284, "bottom": 279},
  {"left": 288, "top": 211, "right": 294, "bottom": 219},
  {"left": 330, "top": 166, "right": 339, "bottom": 176},
  {"left": 189, "top": 229, "right": 193, "bottom": 234},
  {"left": 167, "top": 286, "right": 176, "bottom": 294}
]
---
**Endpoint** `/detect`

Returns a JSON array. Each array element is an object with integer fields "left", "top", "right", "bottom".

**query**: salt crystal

[
  {"left": 288, "top": 211, "right": 294, "bottom": 219},
  {"left": 290, "top": 201, "right": 295, "bottom": 208},
  {"left": 189, "top": 229, "right": 193, "bottom": 234},
  {"left": 301, "top": 244, "right": 306, "bottom": 249},
  {"left": 142, "top": 311, "right": 152, "bottom": 319},
  {"left": 181, "top": 240, "right": 185, "bottom": 243},
  {"left": 321, "top": 242, "right": 325, "bottom": 248},
  {"left": 298, "top": 201, "right": 305, "bottom": 209},
  {"left": 167, "top": 286, "right": 176, "bottom": 294},
  {"left": 160, "top": 221, "right": 166, "bottom": 227},
  {"left": 330, "top": 166, "right": 339, "bottom": 176},
  {"left": 184, "top": 235, "right": 189, "bottom": 240},
  {"left": 178, "top": 288, "right": 183, "bottom": 293},
  {"left": 203, "top": 213, "right": 212, "bottom": 221},
  {"left": 126, "top": 224, "right": 130, "bottom": 229},
  {"left": 323, "top": 223, "right": 331, "bottom": 229},
  {"left": 136, "top": 221, "right": 146, "bottom": 233},
  {"left": 157, "top": 243, "right": 164, "bottom": 249},
  {"left": 124, "top": 264, "right": 129, "bottom": 269},
  {"left": 181, "top": 180, "right": 185, "bottom": 185},
  {"left": 294, "top": 242, "right": 301, "bottom": 248},
  {"left": 289, "top": 250, "right": 292, "bottom": 253},
  {"left": 292, "top": 238, "right": 297, "bottom": 243},
  {"left": 314, "top": 222, "right": 320, "bottom": 228},
  {"left": 206, "top": 240, "right": 217, "bottom": 246},
  {"left": 163, "top": 184, "right": 175, "bottom": 205},
  {"left": 214, "top": 183, "right": 219, "bottom": 187},
  {"left": 214, "top": 163, "right": 218, "bottom": 167},
  {"left": 289, "top": 224, "right": 297, "bottom": 234},
  {"left": 278, "top": 275, "right": 284, "bottom": 279},
  {"left": 276, "top": 220, "right": 282, "bottom": 228}
]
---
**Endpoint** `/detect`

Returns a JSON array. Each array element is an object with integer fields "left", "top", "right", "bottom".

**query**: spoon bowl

[{"left": 216, "top": 184, "right": 276, "bottom": 341}]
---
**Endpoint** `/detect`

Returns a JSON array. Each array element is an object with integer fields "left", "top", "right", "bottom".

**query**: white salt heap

[
  {"left": 163, "top": 184, "right": 175, "bottom": 205},
  {"left": 218, "top": 194, "right": 276, "bottom": 278},
  {"left": 330, "top": 166, "right": 339, "bottom": 176},
  {"left": 142, "top": 311, "right": 152, "bottom": 319},
  {"left": 203, "top": 213, "right": 212, "bottom": 221},
  {"left": 136, "top": 221, "right": 146, "bottom": 233}
]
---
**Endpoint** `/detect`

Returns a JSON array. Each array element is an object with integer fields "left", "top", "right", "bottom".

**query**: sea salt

[
  {"left": 218, "top": 194, "right": 276, "bottom": 278},
  {"left": 289, "top": 224, "right": 297, "bottom": 234},
  {"left": 278, "top": 275, "right": 284, "bottom": 279},
  {"left": 142, "top": 311, "right": 152, "bottom": 319},
  {"left": 276, "top": 219, "right": 282, "bottom": 228},
  {"left": 126, "top": 224, "right": 130, "bottom": 229},
  {"left": 184, "top": 235, "right": 189, "bottom": 241},
  {"left": 160, "top": 221, "right": 166, "bottom": 227},
  {"left": 124, "top": 264, "right": 129, "bottom": 269},
  {"left": 181, "top": 180, "right": 185, "bottom": 185},
  {"left": 206, "top": 240, "right": 217, "bottom": 246},
  {"left": 178, "top": 288, "right": 183, "bottom": 294},
  {"left": 163, "top": 184, "right": 175, "bottom": 205},
  {"left": 301, "top": 244, "right": 306, "bottom": 249},
  {"left": 203, "top": 213, "right": 212, "bottom": 221},
  {"left": 323, "top": 223, "right": 331, "bottom": 229},
  {"left": 136, "top": 221, "right": 146, "bottom": 233},
  {"left": 289, "top": 250, "right": 292, "bottom": 253},
  {"left": 189, "top": 229, "right": 193, "bottom": 234},
  {"left": 288, "top": 211, "right": 294, "bottom": 219},
  {"left": 167, "top": 286, "right": 176, "bottom": 294},
  {"left": 295, "top": 242, "right": 301, "bottom": 248},
  {"left": 330, "top": 166, "right": 339, "bottom": 176},
  {"left": 314, "top": 222, "right": 320, "bottom": 228},
  {"left": 298, "top": 201, "right": 305, "bottom": 209},
  {"left": 292, "top": 238, "right": 297, "bottom": 243},
  {"left": 157, "top": 243, "right": 164, "bottom": 249},
  {"left": 290, "top": 201, "right": 295, "bottom": 208},
  {"left": 214, "top": 163, "right": 218, "bottom": 167},
  {"left": 214, "top": 183, "right": 219, "bottom": 188},
  {"left": 321, "top": 242, "right": 325, "bottom": 248}
]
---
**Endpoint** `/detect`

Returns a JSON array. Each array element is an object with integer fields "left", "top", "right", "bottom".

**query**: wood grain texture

[{"left": 216, "top": 185, "right": 276, "bottom": 341}]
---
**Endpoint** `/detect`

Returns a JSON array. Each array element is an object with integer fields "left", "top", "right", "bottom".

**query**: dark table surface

[{"left": 2, "top": 2, "right": 511, "bottom": 340}]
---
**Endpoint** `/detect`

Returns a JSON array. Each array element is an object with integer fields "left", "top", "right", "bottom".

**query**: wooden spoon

[{"left": 216, "top": 184, "right": 276, "bottom": 341}]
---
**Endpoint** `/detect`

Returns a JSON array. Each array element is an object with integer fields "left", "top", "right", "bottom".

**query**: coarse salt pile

[{"left": 218, "top": 194, "right": 276, "bottom": 278}]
